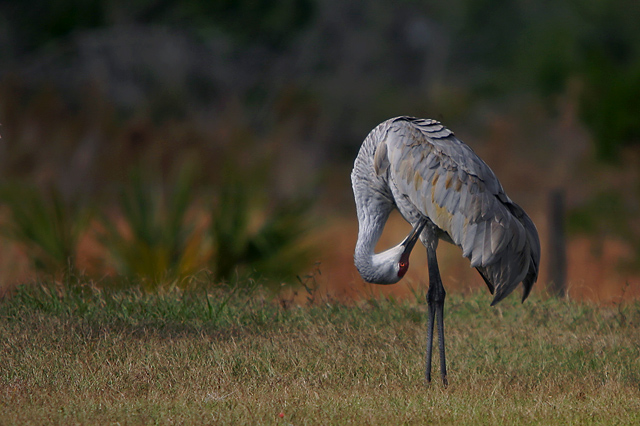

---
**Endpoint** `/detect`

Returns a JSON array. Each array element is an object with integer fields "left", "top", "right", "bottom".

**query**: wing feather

[
  {"left": 462, "top": 221, "right": 476, "bottom": 258},
  {"left": 451, "top": 211, "right": 465, "bottom": 243},
  {"left": 425, "top": 151, "right": 440, "bottom": 169},
  {"left": 469, "top": 221, "right": 486, "bottom": 267},
  {"left": 490, "top": 220, "right": 507, "bottom": 254}
]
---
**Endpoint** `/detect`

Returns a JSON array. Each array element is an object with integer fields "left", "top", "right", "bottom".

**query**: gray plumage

[{"left": 351, "top": 116, "right": 540, "bottom": 384}]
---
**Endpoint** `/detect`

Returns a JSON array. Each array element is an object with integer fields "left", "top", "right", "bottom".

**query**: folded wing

[{"left": 383, "top": 117, "right": 540, "bottom": 304}]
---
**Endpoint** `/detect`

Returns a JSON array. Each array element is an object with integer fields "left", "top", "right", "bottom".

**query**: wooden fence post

[{"left": 547, "top": 189, "right": 567, "bottom": 298}]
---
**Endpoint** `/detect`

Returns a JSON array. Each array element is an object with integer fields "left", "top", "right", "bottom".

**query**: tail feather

[
  {"left": 518, "top": 205, "right": 540, "bottom": 303},
  {"left": 480, "top": 201, "right": 540, "bottom": 306},
  {"left": 476, "top": 267, "right": 495, "bottom": 295}
]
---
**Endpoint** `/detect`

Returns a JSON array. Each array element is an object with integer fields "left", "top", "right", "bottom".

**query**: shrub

[{"left": 0, "top": 183, "right": 90, "bottom": 276}]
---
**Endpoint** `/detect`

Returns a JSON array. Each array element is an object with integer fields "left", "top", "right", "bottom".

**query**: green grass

[{"left": 1, "top": 281, "right": 639, "bottom": 425}]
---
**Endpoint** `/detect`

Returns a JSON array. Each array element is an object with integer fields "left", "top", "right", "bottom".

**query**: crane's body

[{"left": 351, "top": 116, "right": 540, "bottom": 385}]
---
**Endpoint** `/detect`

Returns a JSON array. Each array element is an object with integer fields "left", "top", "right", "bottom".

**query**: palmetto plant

[
  {"left": 0, "top": 183, "right": 90, "bottom": 276},
  {"left": 210, "top": 176, "right": 313, "bottom": 286},
  {"left": 98, "top": 166, "right": 203, "bottom": 289}
]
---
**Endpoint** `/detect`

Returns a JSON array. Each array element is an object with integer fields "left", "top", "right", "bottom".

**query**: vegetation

[
  {"left": 0, "top": 183, "right": 90, "bottom": 275},
  {"left": 568, "top": 189, "right": 640, "bottom": 271},
  {"left": 5, "top": 0, "right": 640, "bottom": 159},
  {"left": 1, "top": 281, "right": 639, "bottom": 424},
  {"left": 210, "top": 177, "right": 312, "bottom": 284},
  {"left": 5, "top": 0, "right": 315, "bottom": 51},
  {"left": 98, "top": 166, "right": 203, "bottom": 288},
  {"left": 0, "top": 163, "right": 313, "bottom": 288}
]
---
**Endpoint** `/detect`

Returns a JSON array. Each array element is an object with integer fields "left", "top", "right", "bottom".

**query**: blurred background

[{"left": 1, "top": 0, "right": 639, "bottom": 302}]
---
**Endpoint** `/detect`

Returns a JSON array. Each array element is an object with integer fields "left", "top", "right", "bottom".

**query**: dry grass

[{"left": 1, "top": 282, "right": 640, "bottom": 425}]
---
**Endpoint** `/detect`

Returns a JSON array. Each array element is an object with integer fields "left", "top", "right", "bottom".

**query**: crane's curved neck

[
  {"left": 355, "top": 201, "right": 390, "bottom": 259},
  {"left": 353, "top": 200, "right": 395, "bottom": 283}
]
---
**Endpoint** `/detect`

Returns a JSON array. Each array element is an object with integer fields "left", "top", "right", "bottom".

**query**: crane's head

[{"left": 357, "top": 219, "right": 427, "bottom": 285}]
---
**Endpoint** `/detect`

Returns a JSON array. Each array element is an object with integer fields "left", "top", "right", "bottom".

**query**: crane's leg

[
  {"left": 425, "top": 241, "right": 448, "bottom": 386},
  {"left": 425, "top": 293, "right": 435, "bottom": 383}
]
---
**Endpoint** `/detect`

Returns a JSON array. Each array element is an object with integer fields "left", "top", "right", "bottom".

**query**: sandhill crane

[{"left": 351, "top": 116, "right": 540, "bottom": 386}]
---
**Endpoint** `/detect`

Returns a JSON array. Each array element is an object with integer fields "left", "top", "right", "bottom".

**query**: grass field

[{"left": 1, "top": 281, "right": 639, "bottom": 425}]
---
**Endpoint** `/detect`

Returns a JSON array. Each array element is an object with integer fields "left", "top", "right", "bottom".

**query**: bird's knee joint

[{"left": 427, "top": 288, "right": 446, "bottom": 304}]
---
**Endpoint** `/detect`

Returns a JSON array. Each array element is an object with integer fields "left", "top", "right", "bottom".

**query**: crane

[{"left": 351, "top": 116, "right": 540, "bottom": 386}]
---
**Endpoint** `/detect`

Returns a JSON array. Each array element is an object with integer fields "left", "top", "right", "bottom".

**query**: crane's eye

[{"left": 398, "top": 261, "right": 409, "bottom": 277}]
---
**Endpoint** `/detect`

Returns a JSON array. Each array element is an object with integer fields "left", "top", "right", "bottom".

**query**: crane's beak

[{"left": 401, "top": 218, "right": 427, "bottom": 257}]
